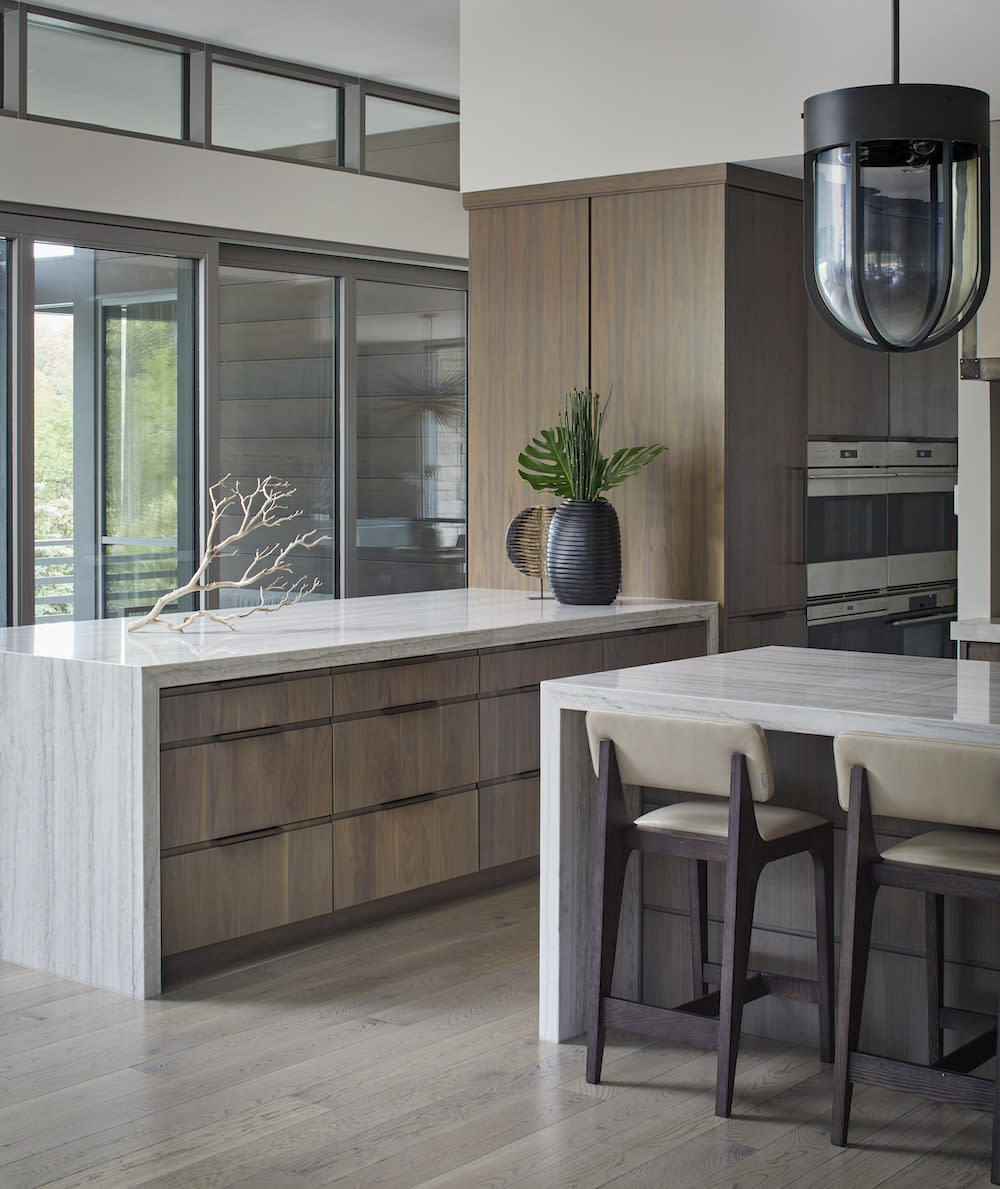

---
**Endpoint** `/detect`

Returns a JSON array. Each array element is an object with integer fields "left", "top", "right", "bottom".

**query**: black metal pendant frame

[{"left": 803, "top": 81, "right": 991, "bottom": 353}]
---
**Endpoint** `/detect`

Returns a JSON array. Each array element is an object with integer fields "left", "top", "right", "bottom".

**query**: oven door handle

[{"left": 887, "top": 612, "right": 955, "bottom": 627}]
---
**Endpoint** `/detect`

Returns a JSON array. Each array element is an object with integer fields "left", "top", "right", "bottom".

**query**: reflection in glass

[
  {"left": 365, "top": 96, "right": 459, "bottom": 187},
  {"left": 354, "top": 280, "right": 466, "bottom": 596},
  {"left": 26, "top": 16, "right": 185, "bottom": 139},
  {"left": 33, "top": 245, "right": 196, "bottom": 621},
  {"left": 216, "top": 266, "right": 338, "bottom": 604},
  {"left": 212, "top": 64, "right": 341, "bottom": 166}
]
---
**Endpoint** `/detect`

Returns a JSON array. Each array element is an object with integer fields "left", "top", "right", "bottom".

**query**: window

[
  {"left": 32, "top": 242, "right": 197, "bottom": 621},
  {"left": 26, "top": 15, "right": 186, "bottom": 139},
  {"left": 364, "top": 96, "right": 459, "bottom": 188},
  {"left": 211, "top": 63, "right": 341, "bottom": 166},
  {"left": 353, "top": 279, "right": 466, "bottom": 595}
]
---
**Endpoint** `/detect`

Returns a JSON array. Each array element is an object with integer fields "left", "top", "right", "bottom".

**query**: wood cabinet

[
  {"left": 466, "top": 164, "right": 806, "bottom": 647},
  {"left": 157, "top": 619, "right": 711, "bottom": 959},
  {"left": 807, "top": 303, "right": 958, "bottom": 440},
  {"left": 725, "top": 610, "right": 808, "bottom": 652}
]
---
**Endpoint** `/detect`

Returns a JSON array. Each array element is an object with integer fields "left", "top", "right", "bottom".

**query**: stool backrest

[
  {"left": 585, "top": 710, "right": 774, "bottom": 801},
  {"left": 834, "top": 731, "right": 1000, "bottom": 829}
]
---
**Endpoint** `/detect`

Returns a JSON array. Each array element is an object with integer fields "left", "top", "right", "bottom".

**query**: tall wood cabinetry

[
  {"left": 807, "top": 304, "right": 958, "bottom": 439},
  {"left": 466, "top": 164, "right": 806, "bottom": 650}
]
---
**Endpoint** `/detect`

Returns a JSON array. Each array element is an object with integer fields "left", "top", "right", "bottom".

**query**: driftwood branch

[{"left": 128, "top": 476, "right": 331, "bottom": 632}]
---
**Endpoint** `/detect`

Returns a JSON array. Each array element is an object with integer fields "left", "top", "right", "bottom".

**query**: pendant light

[{"left": 803, "top": 0, "right": 990, "bottom": 352}]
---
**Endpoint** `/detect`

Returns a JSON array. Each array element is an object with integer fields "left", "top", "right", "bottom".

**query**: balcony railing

[{"left": 34, "top": 537, "right": 181, "bottom": 621}]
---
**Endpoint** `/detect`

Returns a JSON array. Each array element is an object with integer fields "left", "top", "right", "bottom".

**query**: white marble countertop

[
  {"left": 952, "top": 618, "right": 1000, "bottom": 644},
  {"left": 0, "top": 588, "right": 717, "bottom": 687},
  {"left": 542, "top": 645, "right": 1000, "bottom": 742}
]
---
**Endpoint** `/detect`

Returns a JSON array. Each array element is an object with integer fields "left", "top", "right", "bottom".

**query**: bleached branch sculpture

[{"left": 128, "top": 475, "right": 331, "bottom": 632}]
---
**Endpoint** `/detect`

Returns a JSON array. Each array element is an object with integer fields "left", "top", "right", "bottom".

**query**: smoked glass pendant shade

[{"left": 803, "top": 83, "right": 990, "bottom": 352}]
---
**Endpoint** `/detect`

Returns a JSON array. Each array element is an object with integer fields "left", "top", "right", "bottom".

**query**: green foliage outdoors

[{"left": 517, "top": 387, "right": 666, "bottom": 502}]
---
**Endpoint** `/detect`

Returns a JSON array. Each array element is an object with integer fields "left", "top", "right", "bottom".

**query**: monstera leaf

[{"left": 518, "top": 426, "right": 574, "bottom": 498}]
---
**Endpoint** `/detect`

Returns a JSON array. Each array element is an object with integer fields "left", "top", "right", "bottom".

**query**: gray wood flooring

[{"left": 0, "top": 880, "right": 994, "bottom": 1188}]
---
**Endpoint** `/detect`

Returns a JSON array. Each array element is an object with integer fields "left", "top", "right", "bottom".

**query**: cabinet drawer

[
  {"left": 479, "top": 637, "right": 603, "bottom": 694},
  {"left": 333, "top": 654, "right": 478, "bottom": 716},
  {"left": 602, "top": 622, "right": 707, "bottom": 671},
  {"left": 333, "top": 701, "right": 478, "bottom": 813},
  {"left": 333, "top": 791, "right": 478, "bottom": 909},
  {"left": 479, "top": 690, "right": 539, "bottom": 781},
  {"left": 161, "top": 724, "right": 332, "bottom": 849},
  {"left": 160, "top": 823, "right": 333, "bottom": 955},
  {"left": 479, "top": 777, "right": 540, "bottom": 868},
  {"left": 160, "top": 674, "right": 332, "bottom": 744}
]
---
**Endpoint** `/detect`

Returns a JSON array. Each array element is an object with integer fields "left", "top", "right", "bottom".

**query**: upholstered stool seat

[
  {"left": 832, "top": 731, "right": 1000, "bottom": 1185},
  {"left": 635, "top": 801, "right": 828, "bottom": 842},
  {"left": 585, "top": 709, "right": 834, "bottom": 1118},
  {"left": 880, "top": 829, "right": 1000, "bottom": 877}
]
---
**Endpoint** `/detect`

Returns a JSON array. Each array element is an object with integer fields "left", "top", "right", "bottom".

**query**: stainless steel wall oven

[{"left": 806, "top": 440, "right": 957, "bottom": 658}]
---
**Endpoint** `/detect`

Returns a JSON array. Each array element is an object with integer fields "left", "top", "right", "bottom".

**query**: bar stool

[
  {"left": 585, "top": 709, "right": 835, "bottom": 1117},
  {"left": 833, "top": 731, "right": 1000, "bottom": 1184}
]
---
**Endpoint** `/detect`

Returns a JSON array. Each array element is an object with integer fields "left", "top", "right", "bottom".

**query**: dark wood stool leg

[
  {"left": 926, "top": 892, "right": 944, "bottom": 1067},
  {"left": 688, "top": 859, "right": 709, "bottom": 998},
  {"left": 811, "top": 829, "right": 835, "bottom": 1064},
  {"left": 715, "top": 853, "right": 760, "bottom": 1117},
  {"left": 587, "top": 740, "right": 632, "bottom": 1085},
  {"left": 832, "top": 767, "right": 880, "bottom": 1148},
  {"left": 992, "top": 988, "right": 1000, "bottom": 1186}
]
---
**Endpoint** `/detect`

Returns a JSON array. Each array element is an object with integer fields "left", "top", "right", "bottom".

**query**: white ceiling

[{"left": 42, "top": 0, "right": 461, "bottom": 97}]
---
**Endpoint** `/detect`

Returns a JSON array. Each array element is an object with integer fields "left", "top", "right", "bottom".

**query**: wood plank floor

[{"left": 0, "top": 879, "right": 994, "bottom": 1188}]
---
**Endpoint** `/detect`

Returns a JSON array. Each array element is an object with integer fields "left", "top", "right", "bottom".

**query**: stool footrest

[
  {"left": 933, "top": 1027, "right": 997, "bottom": 1075},
  {"left": 848, "top": 1051, "right": 995, "bottom": 1112},
  {"left": 941, "top": 1006, "right": 997, "bottom": 1035},
  {"left": 602, "top": 996, "right": 719, "bottom": 1050},
  {"left": 702, "top": 962, "right": 821, "bottom": 1004}
]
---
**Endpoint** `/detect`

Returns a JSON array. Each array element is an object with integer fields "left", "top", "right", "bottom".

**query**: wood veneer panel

[
  {"left": 479, "top": 777, "right": 540, "bottom": 868},
  {"left": 160, "top": 674, "right": 332, "bottom": 744},
  {"left": 724, "top": 186, "right": 807, "bottom": 617},
  {"left": 160, "top": 725, "right": 333, "bottom": 849},
  {"left": 601, "top": 622, "right": 707, "bottom": 671},
  {"left": 160, "top": 823, "right": 332, "bottom": 955},
  {"left": 333, "top": 791, "right": 478, "bottom": 908},
  {"left": 467, "top": 200, "right": 589, "bottom": 590},
  {"left": 479, "top": 637, "right": 603, "bottom": 693},
  {"left": 590, "top": 185, "right": 726, "bottom": 601},
  {"left": 807, "top": 302, "right": 889, "bottom": 438},
  {"left": 333, "top": 701, "right": 479, "bottom": 813},
  {"left": 479, "top": 690, "right": 539, "bottom": 782},
  {"left": 889, "top": 337, "right": 958, "bottom": 439},
  {"left": 966, "top": 641, "right": 1000, "bottom": 661},
  {"left": 724, "top": 611, "right": 807, "bottom": 652},
  {"left": 333, "top": 654, "right": 478, "bottom": 716}
]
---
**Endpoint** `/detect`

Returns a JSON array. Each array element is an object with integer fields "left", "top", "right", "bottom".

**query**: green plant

[{"left": 517, "top": 388, "right": 666, "bottom": 501}]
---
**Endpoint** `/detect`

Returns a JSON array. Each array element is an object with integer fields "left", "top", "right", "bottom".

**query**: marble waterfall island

[{"left": 0, "top": 588, "right": 717, "bottom": 998}]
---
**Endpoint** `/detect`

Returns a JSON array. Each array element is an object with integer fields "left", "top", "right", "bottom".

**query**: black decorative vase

[{"left": 546, "top": 499, "right": 621, "bottom": 605}]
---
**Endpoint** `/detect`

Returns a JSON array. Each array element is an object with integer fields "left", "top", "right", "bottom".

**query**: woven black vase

[{"left": 546, "top": 499, "right": 621, "bottom": 605}]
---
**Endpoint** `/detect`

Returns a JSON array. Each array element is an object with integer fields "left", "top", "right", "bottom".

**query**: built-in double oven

[{"left": 806, "top": 440, "right": 957, "bottom": 658}]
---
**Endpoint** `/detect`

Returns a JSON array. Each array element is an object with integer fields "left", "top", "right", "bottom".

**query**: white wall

[
  {"left": 0, "top": 117, "right": 468, "bottom": 260},
  {"left": 460, "top": 0, "right": 1000, "bottom": 193}
]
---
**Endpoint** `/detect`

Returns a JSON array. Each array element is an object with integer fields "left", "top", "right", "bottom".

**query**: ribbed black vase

[{"left": 546, "top": 499, "right": 621, "bottom": 605}]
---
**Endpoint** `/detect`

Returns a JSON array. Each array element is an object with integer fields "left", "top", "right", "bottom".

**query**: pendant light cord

[{"left": 892, "top": 0, "right": 900, "bottom": 84}]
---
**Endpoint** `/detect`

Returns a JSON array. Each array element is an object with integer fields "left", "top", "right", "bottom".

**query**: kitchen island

[
  {"left": 0, "top": 588, "right": 716, "bottom": 998},
  {"left": 540, "top": 646, "right": 1000, "bottom": 1055}
]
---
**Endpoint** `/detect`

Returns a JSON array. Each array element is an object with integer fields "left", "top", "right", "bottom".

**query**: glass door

[{"left": 32, "top": 243, "right": 196, "bottom": 621}]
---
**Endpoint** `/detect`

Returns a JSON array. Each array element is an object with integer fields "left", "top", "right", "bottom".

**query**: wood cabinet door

[
  {"left": 479, "top": 690, "right": 539, "bottom": 782},
  {"left": 333, "top": 701, "right": 479, "bottom": 813},
  {"left": 333, "top": 791, "right": 478, "bottom": 908},
  {"left": 479, "top": 637, "right": 603, "bottom": 694},
  {"left": 479, "top": 777, "right": 540, "bottom": 868},
  {"left": 725, "top": 187, "right": 808, "bottom": 617},
  {"left": 889, "top": 338, "right": 958, "bottom": 439},
  {"left": 161, "top": 725, "right": 333, "bottom": 849},
  {"left": 333, "top": 654, "right": 478, "bottom": 716},
  {"left": 724, "top": 610, "right": 807, "bottom": 652},
  {"left": 467, "top": 199, "right": 590, "bottom": 590},
  {"left": 160, "top": 823, "right": 333, "bottom": 956},
  {"left": 160, "top": 674, "right": 332, "bottom": 745},
  {"left": 807, "top": 303, "right": 889, "bottom": 438},
  {"left": 601, "top": 622, "right": 707, "bottom": 671}
]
